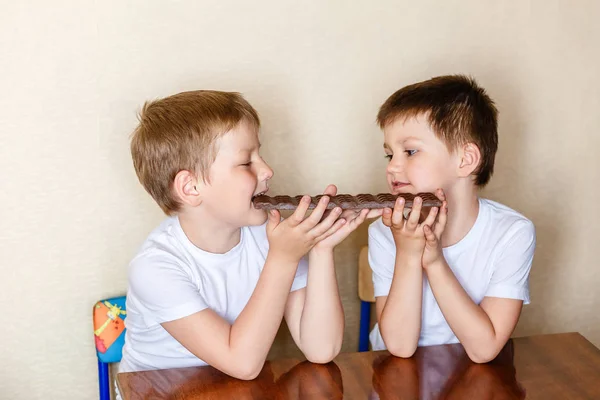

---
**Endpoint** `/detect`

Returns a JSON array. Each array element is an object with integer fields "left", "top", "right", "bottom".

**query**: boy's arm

[
  {"left": 376, "top": 251, "right": 424, "bottom": 357},
  {"left": 283, "top": 248, "right": 344, "bottom": 364},
  {"left": 283, "top": 184, "right": 379, "bottom": 363},
  {"left": 162, "top": 253, "right": 300, "bottom": 380},
  {"left": 375, "top": 197, "right": 439, "bottom": 357},
  {"left": 423, "top": 217, "right": 535, "bottom": 363},
  {"left": 424, "top": 262, "right": 523, "bottom": 363},
  {"left": 163, "top": 195, "right": 346, "bottom": 380}
]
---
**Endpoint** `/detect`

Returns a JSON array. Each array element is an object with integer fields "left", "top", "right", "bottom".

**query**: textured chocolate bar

[{"left": 253, "top": 193, "right": 441, "bottom": 210}]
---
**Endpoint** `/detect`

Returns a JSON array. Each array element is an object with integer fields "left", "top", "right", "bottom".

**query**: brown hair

[
  {"left": 131, "top": 90, "right": 260, "bottom": 215},
  {"left": 377, "top": 75, "right": 498, "bottom": 186}
]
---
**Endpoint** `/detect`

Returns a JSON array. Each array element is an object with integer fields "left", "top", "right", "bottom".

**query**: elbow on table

[
  {"left": 384, "top": 337, "right": 417, "bottom": 359},
  {"left": 466, "top": 347, "right": 499, "bottom": 364},
  {"left": 304, "top": 343, "right": 342, "bottom": 364},
  {"left": 230, "top": 360, "right": 264, "bottom": 381},
  {"left": 379, "top": 323, "right": 418, "bottom": 358},
  {"left": 387, "top": 344, "right": 417, "bottom": 359}
]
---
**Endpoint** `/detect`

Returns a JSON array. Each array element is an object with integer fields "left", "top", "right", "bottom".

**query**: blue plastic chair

[
  {"left": 93, "top": 296, "right": 127, "bottom": 400},
  {"left": 358, "top": 246, "right": 375, "bottom": 352}
]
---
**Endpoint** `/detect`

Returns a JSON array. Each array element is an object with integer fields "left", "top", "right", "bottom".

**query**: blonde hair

[{"left": 131, "top": 90, "right": 260, "bottom": 214}]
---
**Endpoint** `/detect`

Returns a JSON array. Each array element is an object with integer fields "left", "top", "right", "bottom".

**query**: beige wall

[{"left": 2, "top": 1, "right": 599, "bottom": 398}]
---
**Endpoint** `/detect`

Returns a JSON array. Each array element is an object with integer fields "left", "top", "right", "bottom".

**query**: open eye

[
  {"left": 384, "top": 154, "right": 393, "bottom": 161},
  {"left": 405, "top": 149, "right": 417, "bottom": 156}
]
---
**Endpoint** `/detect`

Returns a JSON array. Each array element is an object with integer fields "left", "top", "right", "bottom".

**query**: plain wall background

[{"left": 1, "top": 1, "right": 599, "bottom": 398}]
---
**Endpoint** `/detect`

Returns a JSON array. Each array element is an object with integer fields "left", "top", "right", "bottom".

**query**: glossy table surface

[{"left": 117, "top": 332, "right": 600, "bottom": 399}]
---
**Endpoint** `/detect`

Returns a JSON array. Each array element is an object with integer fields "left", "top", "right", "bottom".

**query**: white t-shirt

[
  {"left": 119, "top": 217, "right": 308, "bottom": 373},
  {"left": 369, "top": 198, "right": 535, "bottom": 350}
]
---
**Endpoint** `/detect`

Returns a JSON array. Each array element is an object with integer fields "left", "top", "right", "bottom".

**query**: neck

[
  {"left": 177, "top": 207, "right": 241, "bottom": 254},
  {"left": 441, "top": 181, "right": 480, "bottom": 248}
]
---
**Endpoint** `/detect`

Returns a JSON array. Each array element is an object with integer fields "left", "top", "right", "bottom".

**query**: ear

[
  {"left": 173, "top": 170, "right": 203, "bottom": 207},
  {"left": 457, "top": 142, "right": 482, "bottom": 179}
]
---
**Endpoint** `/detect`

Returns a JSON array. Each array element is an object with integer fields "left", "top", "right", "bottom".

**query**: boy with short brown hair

[{"left": 369, "top": 75, "right": 536, "bottom": 363}]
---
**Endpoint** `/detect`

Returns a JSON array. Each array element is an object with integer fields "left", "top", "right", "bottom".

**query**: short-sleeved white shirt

[
  {"left": 369, "top": 198, "right": 535, "bottom": 350},
  {"left": 119, "top": 217, "right": 308, "bottom": 373}
]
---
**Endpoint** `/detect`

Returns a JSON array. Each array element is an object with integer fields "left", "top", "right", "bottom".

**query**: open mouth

[{"left": 251, "top": 190, "right": 268, "bottom": 203}]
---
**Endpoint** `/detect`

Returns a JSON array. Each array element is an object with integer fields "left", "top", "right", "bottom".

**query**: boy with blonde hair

[
  {"left": 369, "top": 75, "right": 536, "bottom": 363},
  {"left": 121, "top": 90, "right": 378, "bottom": 380}
]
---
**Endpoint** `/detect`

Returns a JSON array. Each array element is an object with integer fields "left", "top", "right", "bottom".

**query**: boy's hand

[
  {"left": 266, "top": 189, "right": 346, "bottom": 263},
  {"left": 382, "top": 194, "right": 439, "bottom": 257},
  {"left": 313, "top": 184, "right": 384, "bottom": 251},
  {"left": 422, "top": 189, "right": 448, "bottom": 268}
]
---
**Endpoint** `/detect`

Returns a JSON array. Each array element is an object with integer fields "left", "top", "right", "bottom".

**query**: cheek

[
  {"left": 234, "top": 171, "right": 258, "bottom": 195},
  {"left": 437, "top": 155, "right": 456, "bottom": 178},
  {"left": 406, "top": 159, "right": 428, "bottom": 177},
  {"left": 406, "top": 158, "right": 441, "bottom": 186}
]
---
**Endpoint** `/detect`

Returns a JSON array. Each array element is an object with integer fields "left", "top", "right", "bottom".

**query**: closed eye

[
  {"left": 384, "top": 154, "right": 393, "bottom": 161},
  {"left": 241, "top": 162, "right": 252, "bottom": 167}
]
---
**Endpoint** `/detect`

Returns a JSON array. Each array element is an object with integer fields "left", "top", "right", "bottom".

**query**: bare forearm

[
  {"left": 162, "top": 253, "right": 299, "bottom": 380},
  {"left": 425, "top": 260, "right": 498, "bottom": 362},
  {"left": 298, "top": 249, "right": 344, "bottom": 362},
  {"left": 230, "top": 254, "right": 298, "bottom": 369},
  {"left": 379, "top": 252, "right": 423, "bottom": 357}
]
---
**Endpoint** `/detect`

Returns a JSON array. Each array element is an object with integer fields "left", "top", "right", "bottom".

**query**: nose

[
  {"left": 386, "top": 155, "right": 404, "bottom": 175},
  {"left": 258, "top": 159, "right": 274, "bottom": 182}
]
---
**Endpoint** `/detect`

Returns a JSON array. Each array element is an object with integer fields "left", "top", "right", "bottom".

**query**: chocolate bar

[{"left": 253, "top": 193, "right": 442, "bottom": 210}]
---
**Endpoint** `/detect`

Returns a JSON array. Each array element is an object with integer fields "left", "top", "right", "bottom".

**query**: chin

[{"left": 247, "top": 208, "right": 268, "bottom": 226}]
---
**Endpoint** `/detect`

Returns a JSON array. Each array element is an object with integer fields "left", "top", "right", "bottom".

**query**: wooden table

[{"left": 117, "top": 332, "right": 600, "bottom": 399}]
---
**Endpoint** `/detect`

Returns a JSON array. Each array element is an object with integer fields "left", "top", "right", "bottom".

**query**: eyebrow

[
  {"left": 403, "top": 136, "right": 424, "bottom": 142},
  {"left": 238, "top": 143, "right": 261, "bottom": 154},
  {"left": 385, "top": 136, "right": 424, "bottom": 148}
]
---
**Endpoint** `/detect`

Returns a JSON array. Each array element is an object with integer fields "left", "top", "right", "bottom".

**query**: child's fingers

[
  {"left": 424, "top": 224, "right": 437, "bottom": 246},
  {"left": 382, "top": 208, "right": 393, "bottom": 227},
  {"left": 436, "top": 188, "right": 446, "bottom": 202},
  {"left": 314, "top": 217, "right": 347, "bottom": 242},
  {"left": 301, "top": 195, "right": 331, "bottom": 228},
  {"left": 322, "top": 184, "right": 337, "bottom": 197},
  {"left": 366, "top": 208, "right": 384, "bottom": 219},
  {"left": 434, "top": 201, "right": 448, "bottom": 237},
  {"left": 289, "top": 195, "right": 312, "bottom": 226},
  {"left": 391, "top": 197, "right": 405, "bottom": 227},
  {"left": 310, "top": 206, "right": 343, "bottom": 238},
  {"left": 346, "top": 209, "right": 369, "bottom": 231},
  {"left": 422, "top": 206, "right": 439, "bottom": 228},
  {"left": 266, "top": 209, "right": 281, "bottom": 232},
  {"left": 318, "top": 185, "right": 338, "bottom": 221},
  {"left": 339, "top": 209, "right": 360, "bottom": 222},
  {"left": 405, "top": 196, "right": 422, "bottom": 230}
]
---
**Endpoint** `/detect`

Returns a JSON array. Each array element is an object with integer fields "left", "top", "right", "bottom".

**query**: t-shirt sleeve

[
  {"left": 368, "top": 222, "right": 396, "bottom": 297},
  {"left": 485, "top": 220, "right": 536, "bottom": 304},
  {"left": 128, "top": 254, "right": 208, "bottom": 324},
  {"left": 291, "top": 255, "right": 309, "bottom": 292}
]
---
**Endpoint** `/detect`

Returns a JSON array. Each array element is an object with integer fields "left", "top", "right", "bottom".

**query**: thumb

[
  {"left": 423, "top": 225, "right": 437, "bottom": 247},
  {"left": 266, "top": 209, "right": 281, "bottom": 232},
  {"left": 366, "top": 208, "right": 384, "bottom": 219}
]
